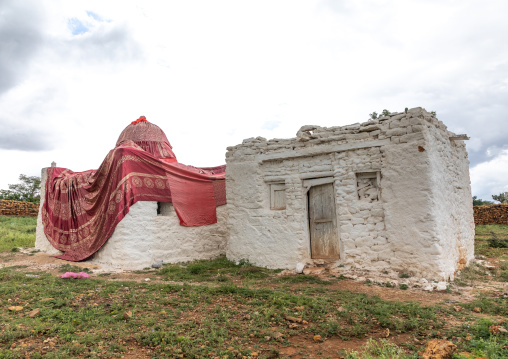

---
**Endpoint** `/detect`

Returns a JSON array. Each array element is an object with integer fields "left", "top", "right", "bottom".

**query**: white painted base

[{"left": 90, "top": 202, "right": 229, "bottom": 271}]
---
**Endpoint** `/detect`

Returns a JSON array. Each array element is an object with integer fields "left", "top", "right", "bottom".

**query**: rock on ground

[{"left": 421, "top": 339, "right": 457, "bottom": 359}]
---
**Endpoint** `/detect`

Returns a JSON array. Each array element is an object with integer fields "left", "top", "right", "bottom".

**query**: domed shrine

[{"left": 35, "top": 117, "right": 228, "bottom": 269}]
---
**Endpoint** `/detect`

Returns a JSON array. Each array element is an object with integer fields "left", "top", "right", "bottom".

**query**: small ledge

[{"left": 449, "top": 134, "right": 469, "bottom": 141}]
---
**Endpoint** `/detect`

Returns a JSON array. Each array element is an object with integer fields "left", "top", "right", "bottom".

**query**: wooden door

[{"left": 309, "top": 183, "right": 339, "bottom": 259}]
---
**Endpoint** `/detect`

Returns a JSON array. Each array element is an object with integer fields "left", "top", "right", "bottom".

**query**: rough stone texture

[
  {"left": 35, "top": 168, "right": 229, "bottom": 270},
  {"left": 0, "top": 200, "right": 39, "bottom": 216},
  {"left": 225, "top": 108, "right": 475, "bottom": 281},
  {"left": 474, "top": 204, "right": 508, "bottom": 224},
  {"left": 421, "top": 339, "right": 457, "bottom": 359}
]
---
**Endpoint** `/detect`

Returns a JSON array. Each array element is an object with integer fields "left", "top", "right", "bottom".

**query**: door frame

[{"left": 303, "top": 177, "right": 341, "bottom": 260}]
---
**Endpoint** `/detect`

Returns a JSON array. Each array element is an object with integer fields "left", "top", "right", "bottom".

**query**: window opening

[
  {"left": 270, "top": 183, "right": 286, "bottom": 210},
  {"left": 356, "top": 172, "right": 380, "bottom": 202},
  {"left": 157, "top": 202, "right": 173, "bottom": 216}
]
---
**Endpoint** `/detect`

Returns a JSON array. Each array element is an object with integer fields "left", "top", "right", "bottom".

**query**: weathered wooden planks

[{"left": 308, "top": 183, "right": 339, "bottom": 259}]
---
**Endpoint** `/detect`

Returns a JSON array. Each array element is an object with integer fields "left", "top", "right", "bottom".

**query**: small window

[
  {"left": 356, "top": 172, "right": 380, "bottom": 202},
  {"left": 157, "top": 202, "right": 173, "bottom": 216},
  {"left": 270, "top": 183, "right": 286, "bottom": 210}
]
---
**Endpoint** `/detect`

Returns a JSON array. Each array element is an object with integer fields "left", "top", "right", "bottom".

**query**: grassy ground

[
  {"left": 0, "top": 216, "right": 36, "bottom": 252},
  {"left": 0, "top": 260, "right": 507, "bottom": 359},
  {"left": 474, "top": 224, "right": 508, "bottom": 282},
  {"left": 0, "top": 217, "right": 507, "bottom": 358}
]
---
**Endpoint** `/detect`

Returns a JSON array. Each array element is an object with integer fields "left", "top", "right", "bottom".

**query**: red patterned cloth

[
  {"left": 41, "top": 123, "right": 226, "bottom": 261},
  {"left": 116, "top": 119, "right": 177, "bottom": 162}
]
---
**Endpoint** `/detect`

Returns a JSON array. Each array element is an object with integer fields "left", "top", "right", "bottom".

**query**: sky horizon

[{"left": 0, "top": 0, "right": 506, "bottom": 202}]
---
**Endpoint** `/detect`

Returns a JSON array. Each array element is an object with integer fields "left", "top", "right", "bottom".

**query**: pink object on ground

[{"left": 60, "top": 272, "right": 90, "bottom": 279}]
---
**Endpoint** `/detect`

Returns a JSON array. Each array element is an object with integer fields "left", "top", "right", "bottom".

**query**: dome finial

[{"left": 131, "top": 116, "right": 147, "bottom": 125}]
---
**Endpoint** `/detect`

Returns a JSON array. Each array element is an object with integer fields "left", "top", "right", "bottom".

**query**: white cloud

[
  {"left": 0, "top": 0, "right": 507, "bottom": 198},
  {"left": 470, "top": 150, "right": 508, "bottom": 201}
]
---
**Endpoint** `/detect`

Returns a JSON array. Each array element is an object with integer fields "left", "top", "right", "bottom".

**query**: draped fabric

[
  {"left": 116, "top": 118, "right": 177, "bottom": 162},
  {"left": 41, "top": 120, "right": 226, "bottom": 261}
]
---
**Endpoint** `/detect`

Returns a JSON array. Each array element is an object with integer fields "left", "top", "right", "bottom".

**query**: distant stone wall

[
  {"left": 474, "top": 204, "right": 508, "bottom": 225},
  {"left": 0, "top": 200, "right": 39, "bottom": 216}
]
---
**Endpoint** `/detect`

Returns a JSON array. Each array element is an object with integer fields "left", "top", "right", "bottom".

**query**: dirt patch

[
  {"left": 0, "top": 251, "right": 100, "bottom": 274},
  {"left": 325, "top": 279, "right": 460, "bottom": 305},
  {"left": 274, "top": 332, "right": 414, "bottom": 358}
]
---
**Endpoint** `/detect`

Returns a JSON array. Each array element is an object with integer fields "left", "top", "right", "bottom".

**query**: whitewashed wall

[
  {"left": 91, "top": 202, "right": 229, "bottom": 270},
  {"left": 225, "top": 108, "right": 475, "bottom": 281},
  {"left": 35, "top": 168, "right": 61, "bottom": 255},
  {"left": 425, "top": 119, "right": 475, "bottom": 280}
]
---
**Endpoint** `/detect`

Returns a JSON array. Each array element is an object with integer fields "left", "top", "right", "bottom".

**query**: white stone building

[
  {"left": 36, "top": 107, "right": 474, "bottom": 281},
  {"left": 225, "top": 108, "right": 474, "bottom": 281}
]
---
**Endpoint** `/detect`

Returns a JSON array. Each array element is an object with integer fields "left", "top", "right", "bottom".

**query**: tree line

[
  {"left": 473, "top": 193, "right": 508, "bottom": 206},
  {"left": 0, "top": 174, "right": 40, "bottom": 203}
]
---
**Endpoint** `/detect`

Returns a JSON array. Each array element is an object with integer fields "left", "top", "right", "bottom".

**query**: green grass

[
  {"left": 345, "top": 339, "right": 417, "bottom": 359},
  {"left": 454, "top": 262, "right": 490, "bottom": 287},
  {"left": 0, "top": 265, "right": 448, "bottom": 358},
  {"left": 271, "top": 274, "right": 335, "bottom": 285},
  {"left": 474, "top": 225, "right": 508, "bottom": 282},
  {"left": 58, "top": 264, "right": 91, "bottom": 273},
  {"left": 446, "top": 318, "right": 508, "bottom": 359},
  {"left": 475, "top": 224, "right": 508, "bottom": 239},
  {"left": 0, "top": 215, "right": 37, "bottom": 252},
  {"left": 159, "top": 256, "right": 274, "bottom": 282},
  {"left": 0, "top": 260, "right": 506, "bottom": 358},
  {"left": 457, "top": 296, "right": 508, "bottom": 316},
  {"left": 2, "top": 259, "right": 503, "bottom": 358}
]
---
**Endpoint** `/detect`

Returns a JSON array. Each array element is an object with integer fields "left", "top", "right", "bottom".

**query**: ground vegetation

[{"left": 0, "top": 218, "right": 506, "bottom": 358}]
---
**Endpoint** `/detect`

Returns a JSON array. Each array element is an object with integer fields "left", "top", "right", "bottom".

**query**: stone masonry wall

[
  {"left": 0, "top": 200, "right": 39, "bottom": 216},
  {"left": 474, "top": 205, "right": 508, "bottom": 225},
  {"left": 334, "top": 148, "right": 388, "bottom": 272},
  {"left": 226, "top": 107, "right": 474, "bottom": 281},
  {"left": 226, "top": 158, "right": 307, "bottom": 269}
]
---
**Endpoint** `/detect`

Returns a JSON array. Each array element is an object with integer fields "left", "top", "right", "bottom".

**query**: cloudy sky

[{"left": 0, "top": 0, "right": 506, "bottom": 201}]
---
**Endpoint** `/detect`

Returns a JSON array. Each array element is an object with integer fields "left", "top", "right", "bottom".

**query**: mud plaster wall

[
  {"left": 225, "top": 108, "right": 474, "bottom": 281},
  {"left": 35, "top": 168, "right": 229, "bottom": 271}
]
